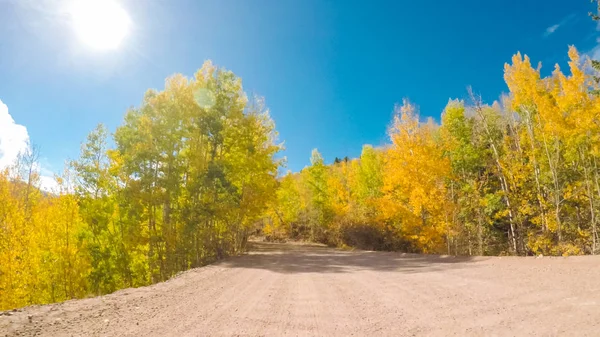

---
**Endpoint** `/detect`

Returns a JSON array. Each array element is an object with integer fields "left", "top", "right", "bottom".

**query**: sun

[{"left": 69, "top": 0, "right": 131, "bottom": 50}]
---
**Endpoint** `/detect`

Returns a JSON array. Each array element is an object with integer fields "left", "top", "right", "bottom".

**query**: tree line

[
  {"left": 266, "top": 47, "right": 600, "bottom": 257},
  {"left": 0, "top": 61, "right": 280, "bottom": 310},
  {"left": 2, "top": 45, "right": 600, "bottom": 312}
]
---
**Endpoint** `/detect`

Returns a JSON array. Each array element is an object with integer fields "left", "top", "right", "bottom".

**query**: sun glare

[{"left": 69, "top": 0, "right": 131, "bottom": 50}]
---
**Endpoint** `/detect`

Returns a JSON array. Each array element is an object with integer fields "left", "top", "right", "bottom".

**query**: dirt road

[{"left": 2, "top": 241, "right": 600, "bottom": 336}]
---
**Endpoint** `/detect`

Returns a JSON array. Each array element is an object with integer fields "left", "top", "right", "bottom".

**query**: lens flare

[{"left": 194, "top": 88, "right": 216, "bottom": 109}]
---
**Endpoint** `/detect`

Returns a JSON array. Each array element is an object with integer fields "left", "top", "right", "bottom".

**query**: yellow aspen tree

[{"left": 382, "top": 100, "right": 451, "bottom": 253}]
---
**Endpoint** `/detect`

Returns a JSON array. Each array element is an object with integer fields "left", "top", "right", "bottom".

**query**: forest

[
  {"left": 0, "top": 62, "right": 280, "bottom": 310},
  {"left": 266, "top": 47, "right": 600, "bottom": 257},
  {"left": 2, "top": 45, "right": 600, "bottom": 310}
]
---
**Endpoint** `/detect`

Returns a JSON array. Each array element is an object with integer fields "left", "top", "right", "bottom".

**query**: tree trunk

[
  {"left": 468, "top": 92, "right": 518, "bottom": 254},
  {"left": 524, "top": 109, "right": 548, "bottom": 233},
  {"left": 477, "top": 211, "right": 484, "bottom": 256}
]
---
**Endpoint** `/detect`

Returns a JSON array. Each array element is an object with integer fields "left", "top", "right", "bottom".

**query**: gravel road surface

[{"left": 2, "top": 241, "right": 600, "bottom": 336}]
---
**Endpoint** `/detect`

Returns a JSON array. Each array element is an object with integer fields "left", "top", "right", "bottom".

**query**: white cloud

[
  {"left": 591, "top": 46, "right": 600, "bottom": 61},
  {"left": 583, "top": 38, "right": 600, "bottom": 65},
  {"left": 37, "top": 162, "right": 60, "bottom": 193},
  {"left": 0, "top": 99, "right": 30, "bottom": 169},
  {"left": 544, "top": 24, "right": 560, "bottom": 36},
  {"left": 543, "top": 14, "right": 576, "bottom": 38},
  {"left": 39, "top": 175, "right": 60, "bottom": 193},
  {"left": 0, "top": 99, "right": 58, "bottom": 192}
]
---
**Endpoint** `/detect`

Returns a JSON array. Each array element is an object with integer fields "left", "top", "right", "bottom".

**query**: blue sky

[{"left": 1, "top": 0, "right": 599, "bottom": 187}]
